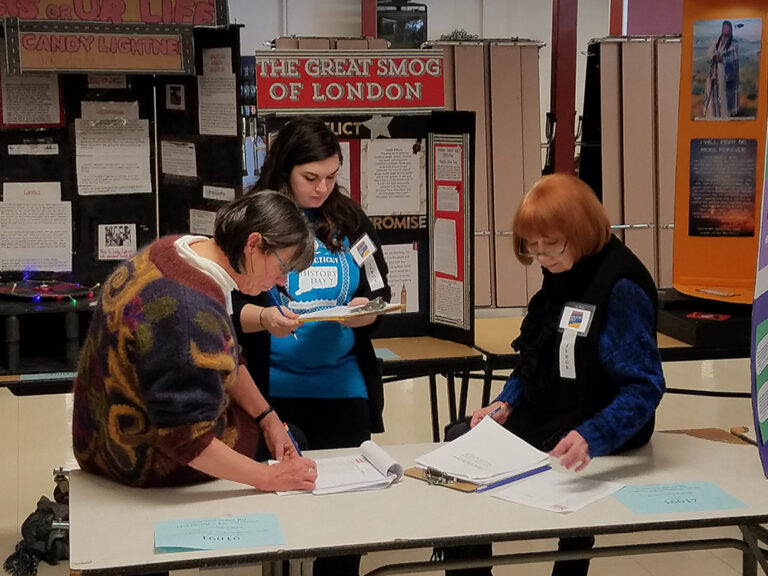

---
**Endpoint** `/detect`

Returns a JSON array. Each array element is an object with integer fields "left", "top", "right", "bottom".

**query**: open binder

[{"left": 278, "top": 441, "right": 403, "bottom": 495}]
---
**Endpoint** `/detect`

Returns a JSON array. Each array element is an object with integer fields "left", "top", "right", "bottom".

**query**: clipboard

[
  {"left": 404, "top": 467, "right": 479, "bottom": 492},
  {"left": 298, "top": 302, "right": 405, "bottom": 323},
  {"left": 405, "top": 464, "right": 552, "bottom": 493}
]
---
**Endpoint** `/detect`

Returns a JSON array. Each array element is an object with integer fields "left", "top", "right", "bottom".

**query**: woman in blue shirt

[{"left": 232, "top": 116, "right": 390, "bottom": 576}]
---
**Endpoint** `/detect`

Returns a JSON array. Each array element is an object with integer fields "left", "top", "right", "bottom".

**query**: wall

[
  {"left": 230, "top": 0, "right": 611, "bottom": 144},
  {"left": 626, "top": 0, "right": 683, "bottom": 35}
]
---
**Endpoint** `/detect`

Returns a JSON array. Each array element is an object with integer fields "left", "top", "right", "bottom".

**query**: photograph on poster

[
  {"left": 689, "top": 138, "right": 756, "bottom": 236},
  {"left": 166, "top": 84, "right": 186, "bottom": 111},
  {"left": 98, "top": 224, "right": 137, "bottom": 261},
  {"left": 692, "top": 18, "right": 761, "bottom": 120}
]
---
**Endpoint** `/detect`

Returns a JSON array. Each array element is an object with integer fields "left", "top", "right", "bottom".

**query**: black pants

[
  {"left": 441, "top": 419, "right": 596, "bottom": 576},
  {"left": 272, "top": 396, "right": 372, "bottom": 576}
]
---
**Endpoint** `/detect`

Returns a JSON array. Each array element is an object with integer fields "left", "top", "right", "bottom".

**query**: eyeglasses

[
  {"left": 519, "top": 239, "right": 568, "bottom": 257},
  {"left": 272, "top": 250, "right": 293, "bottom": 276}
]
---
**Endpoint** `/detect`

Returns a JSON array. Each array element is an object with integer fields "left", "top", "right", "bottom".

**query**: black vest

[{"left": 506, "top": 236, "right": 658, "bottom": 452}]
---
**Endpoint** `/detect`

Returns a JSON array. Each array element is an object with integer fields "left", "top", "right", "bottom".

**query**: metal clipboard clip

[
  {"left": 350, "top": 296, "right": 387, "bottom": 313},
  {"left": 423, "top": 467, "right": 458, "bottom": 486}
]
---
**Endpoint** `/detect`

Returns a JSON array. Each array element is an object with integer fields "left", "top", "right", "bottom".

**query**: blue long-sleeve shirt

[{"left": 496, "top": 278, "right": 665, "bottom": 457}]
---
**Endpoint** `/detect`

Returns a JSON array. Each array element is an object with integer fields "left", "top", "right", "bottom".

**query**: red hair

[{"left": 512, "top": 174, "right": 611, "bottom": 265}]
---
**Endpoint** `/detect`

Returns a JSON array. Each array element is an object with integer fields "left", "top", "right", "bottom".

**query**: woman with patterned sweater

[{"left": 73, "top": 191, "right": 319, "bottom": 492}]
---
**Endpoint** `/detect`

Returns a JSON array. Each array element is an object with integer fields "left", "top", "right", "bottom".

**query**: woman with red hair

[{"left": 445, "top": 174, "right": 665, "bottom": 576}]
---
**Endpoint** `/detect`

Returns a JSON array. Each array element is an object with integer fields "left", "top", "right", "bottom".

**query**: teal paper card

[
  {"left": 615, "top": 481, "right": 745, "bottom": 515},
  {"left": 155, "top": 514, "right": 284, "bottom": 553},
  {"left": 375, "top": 347, "right": 400, "bottom": 360}
]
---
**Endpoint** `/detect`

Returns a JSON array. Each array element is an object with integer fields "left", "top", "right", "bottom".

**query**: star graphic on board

[{"left": 363, "top": 115, "right": 393, "bottom": 139}]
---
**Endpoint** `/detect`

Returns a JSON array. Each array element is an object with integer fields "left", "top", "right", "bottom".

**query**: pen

[
  {"left": 475, "top": 464, "right": 551, "bottom": 493},
  {"left": 485, "top": 403, "right": 505, "bottom": 420},
  {"left": 284, "top": 423, "right": 302, "bottom": 456},
  {"left": 267, "top": 289, "right": 298, "bottom": 341}
]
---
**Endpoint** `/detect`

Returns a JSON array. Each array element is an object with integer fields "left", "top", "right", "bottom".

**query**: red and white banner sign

[{"left": 255, "top": 50, "right": 444, "bottom": 114}]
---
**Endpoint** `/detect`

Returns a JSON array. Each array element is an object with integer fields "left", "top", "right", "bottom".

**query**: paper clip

[{"left": 423, "top": 467, "right": 457, "bottom": 486}]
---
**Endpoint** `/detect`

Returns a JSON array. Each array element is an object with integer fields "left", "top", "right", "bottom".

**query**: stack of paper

[{"left": 415, "top": 417, "right": 550, "bottom": 485}]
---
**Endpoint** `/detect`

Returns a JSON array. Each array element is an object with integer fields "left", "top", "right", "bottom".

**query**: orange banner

[
  {"left": 0, "top": 0, "right": 224, "bottom": 25},
  {"left": 673, "top": 0, "right": 768, "bottom": 303}
]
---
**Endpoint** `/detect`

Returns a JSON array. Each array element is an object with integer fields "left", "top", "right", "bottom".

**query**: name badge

[
  {"left": 558, "top": 303, "right": 596, "bottom": 380},
  {"left": 350, "top": 233, "right": 377, "bottom": 266}
]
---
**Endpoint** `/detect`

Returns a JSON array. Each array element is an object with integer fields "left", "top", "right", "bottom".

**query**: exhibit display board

[
  {"left": 673, "top": 0, "right": 767, "bottom": 304},
  {"left": 0, "top": 24, "right": 242, "bottom": 286},
  {"left": 264, "top": 112, "right": 474, "bottom": 345}
]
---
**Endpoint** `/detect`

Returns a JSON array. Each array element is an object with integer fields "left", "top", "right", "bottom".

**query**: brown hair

[{"left": 512, "top": 174, "right": 611, "bottom": 265}]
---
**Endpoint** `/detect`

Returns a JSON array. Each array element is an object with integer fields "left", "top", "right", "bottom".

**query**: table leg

[
  {"left": 65, "top": 311, "right": 80, "bottom": 368},
  {"left": 429, "top": 375, "right": 440, "bottom": 442},
  {"left": 481, "top": 367, "right": 493, "bottom": 407},
  {"left": 5, "top": 315, "right": 20, "bottom": 373},
  {"left": 446, "top": 372, "right": 457, "bottom": 424},
  {"left": 289, "top": 558, "right": 314, "bottom": 576},
  {"left": 740, "top": 525, "right": 768, "bottom": 576},
  {"left": 458, "top": 372, "right": 469, "bottom": 418}
]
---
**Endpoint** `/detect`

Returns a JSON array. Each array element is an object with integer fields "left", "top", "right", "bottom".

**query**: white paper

[
  {"left": 559, "top": 329, "right": 578, "bottom": 380},
  {"left": 0, "top": 202, "right": 71, "bottom": 272},
  {"left": 189, "top": 209, "right": 216, "bottom": 236},
  {"left": 198, "top": 74, "right": 237, "bottom": 136},
  {"left": 81, "top": 101, "right": 139, "bottom": 121},
  {"left": 161, "top": 141, "right": 198, "bottom": 178},
  {"left": 416, "top": 417, "right": 549, "bottom": 484},
  {"left": 1, "top": 71, "right": 60, "bottom": 126},
  {"left": 202, "top": 185, "right": 235, "bottom": 202},
  {"left": 433, "top": 218, "right": 458, "bottom": 277},
  {"left": 87, "top": 74, "right": 126, "bottom": 90},
  {"left": 383, "top": 244, "right": 419, "bottom": 313},
  {"left": 434, "top": 276, "right": 464, "bottom": 326},
  {"left": 435, "top": 145, "right": 462, "bottom": 181},
  {"left": 98, "top": 224, "right": 137, "bottom": 261},
  {"left": 8, "top": 143, "right": 58, "bottom": 156},
  {"left": 298, "top": 302, "right": 402, "bottom": 321},
  {"left": 437, "top": 184, "right": 460, "bottom": 212},
  {"left": 362, "top": 139, "right": 423, "bottom": 215},
  {"left": 364, "top": 257, "right": 385, "bottom": 291},
  {"left": 3, "top": 182, "right": 61, "bottom": 203},
  {"left": 203, "top": 47, "right": 232, "bottom": 77},
  {"left": 76, "top": 119, "right": 152, "bottom": 195},
  {"left": 337, "top": 141, "right": 351, "bottom": 195},
  {"left": 493, "top": 470, "right": 624, "bottom": 513}
]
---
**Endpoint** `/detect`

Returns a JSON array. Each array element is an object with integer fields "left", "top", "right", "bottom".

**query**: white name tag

[
  {"left": 559, "top": 329, "right": 578, "bottom": 380},
  {"left": 350, "top": 233, "right": 377, "bottom": 266},
  {"left": 364, "top": 257, "right": 385, "bottom": 291},
  {"left": 557, "top": 303, "right": 596, "bottom": 380}
]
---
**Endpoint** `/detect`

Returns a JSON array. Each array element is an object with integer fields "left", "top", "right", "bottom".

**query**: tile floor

[{"left": 0, "top": 357, "right": 756, "bottom": 575}]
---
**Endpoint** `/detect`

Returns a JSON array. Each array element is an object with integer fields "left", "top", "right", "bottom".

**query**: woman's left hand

[
  {"left": 340, "top": 297, "right": 378, "bottom": 328},
  {"left": 259, "top": 410, "right": 295, "bottom": 461},
  {"left": 550, "top": 430, "right": 591, "bottom": 471}
]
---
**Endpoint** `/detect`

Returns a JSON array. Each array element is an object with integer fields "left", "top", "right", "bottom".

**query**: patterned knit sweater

[{"left": 72, "top": 236, "right": 260, "bottom": 487}]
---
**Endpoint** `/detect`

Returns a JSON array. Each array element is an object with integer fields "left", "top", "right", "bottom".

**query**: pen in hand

[
  {"left": 284, "top": 423, "right": 303, "bottom": 456},
  {"left": 267, "top": 289, "right": 298, "bottom": 341},
  {"left": 485, "top": 403, "right": 505, "bottom": 420}
]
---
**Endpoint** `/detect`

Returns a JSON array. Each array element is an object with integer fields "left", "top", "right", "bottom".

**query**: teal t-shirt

[{"left": 269, "top": 234, "right": 367, "bottom": 399}]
